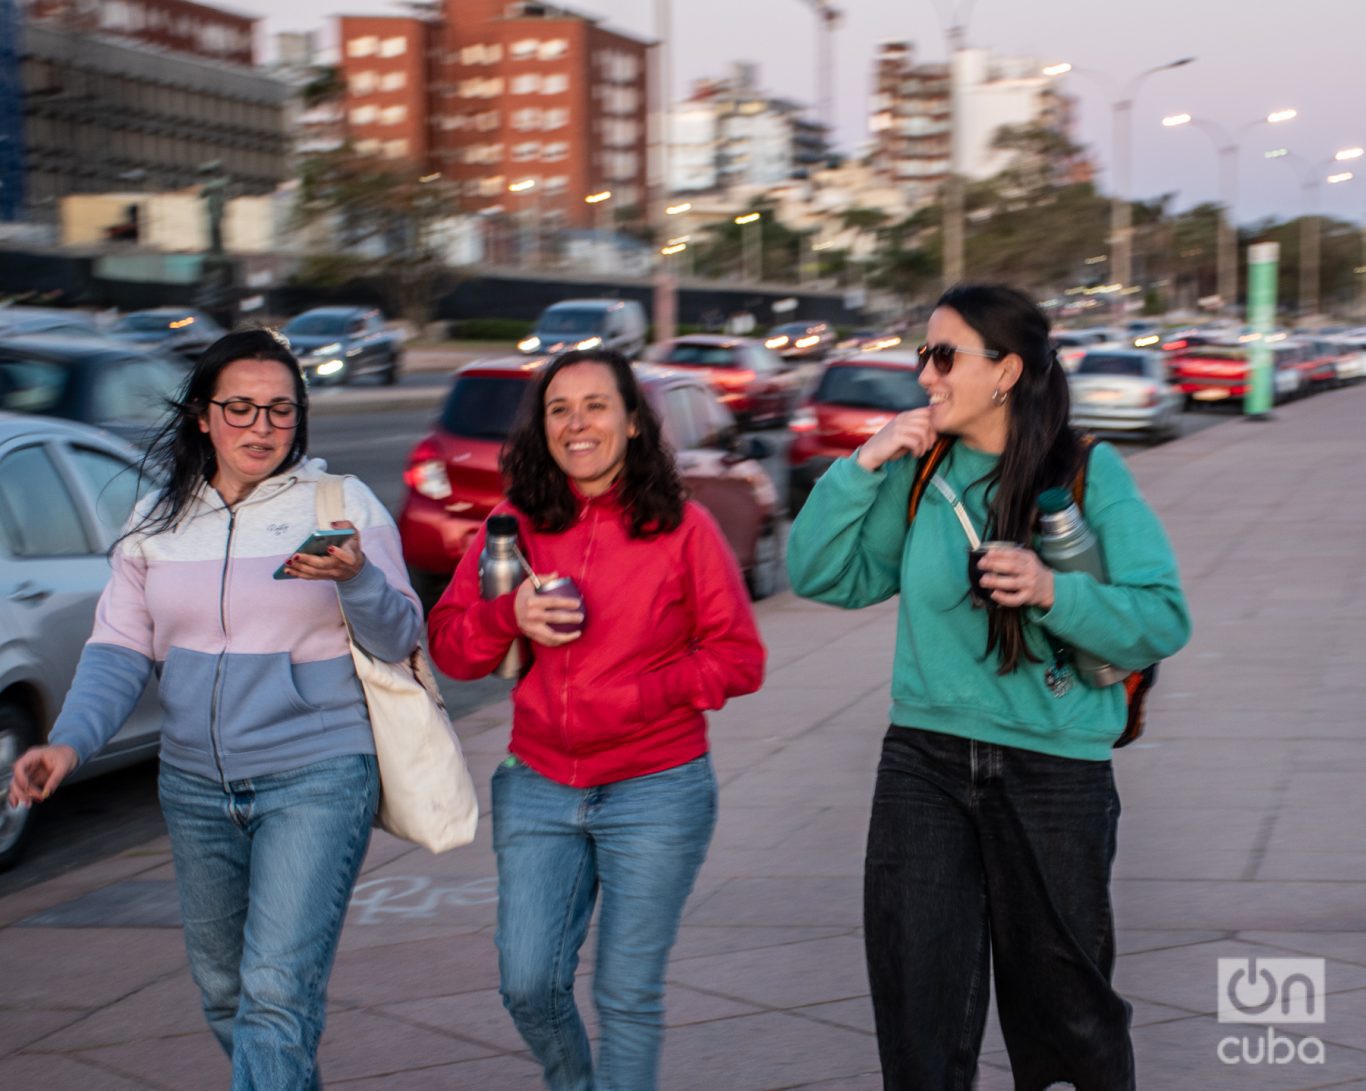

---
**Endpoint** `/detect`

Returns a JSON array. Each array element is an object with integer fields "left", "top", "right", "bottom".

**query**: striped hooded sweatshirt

[{"left": 50, "top": 458, "right": 422, "bottom": 785}]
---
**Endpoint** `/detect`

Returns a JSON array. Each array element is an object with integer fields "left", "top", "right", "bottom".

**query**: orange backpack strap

[
  {"left": 1071, "top": 433, "right": 1097, "bottom": 508},
  {"left": 907, "top": 436, "right": 956, "bottom": 525}
]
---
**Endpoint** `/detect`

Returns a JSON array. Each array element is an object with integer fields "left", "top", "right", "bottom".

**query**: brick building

[
  {"left": 23, "top": 0, "right": 256, "bottom": 66},
  {"left": 338, "top": 0, "right": 650, "bottom": 231}
]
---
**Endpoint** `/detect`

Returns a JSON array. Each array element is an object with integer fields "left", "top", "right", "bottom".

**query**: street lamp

[
  {"left": 1053, "top": 56, "right": 1196, "bottom": 305},
  {"left": 1263, "top": 146, "right": 1364, "bottom": 318},
  {"left": 735, "top": 211, "right": 762, "bottom": 281},
  {"left": 585, "top": 189, "right": 612, "bottom": 235},
  {"left": 1160, "top": 108, "right": 1297, "bottom": 312}
]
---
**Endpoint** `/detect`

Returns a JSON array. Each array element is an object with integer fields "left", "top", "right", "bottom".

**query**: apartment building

[
  {"left": 23, "top": 0, "right": 255, "bottom": 66},
  {"left": 338, "top": 0, "right": 650, "bottom": 231},
  {"left": 670, "top": 62, "right": 828, "bottom": 194},
  {"left": 870, "top": 42, "right": 1082, "bottom": 202}
]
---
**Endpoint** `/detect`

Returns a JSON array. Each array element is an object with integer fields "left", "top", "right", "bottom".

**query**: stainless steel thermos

[
  {"left": 1036, "top": 488, "right": 1126, "bottom": 687},
  {"left": 479, "top": 514, "right": 525, "bottom": 679}
]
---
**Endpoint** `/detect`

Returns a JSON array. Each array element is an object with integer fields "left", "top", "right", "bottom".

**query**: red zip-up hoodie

[{"left": 427, "top": 491, "right": 766, "bottom": 787}]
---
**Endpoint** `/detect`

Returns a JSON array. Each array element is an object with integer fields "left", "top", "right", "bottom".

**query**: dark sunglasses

[{"left": 916, "top": 342, "right": 1001, "bottom": 374}]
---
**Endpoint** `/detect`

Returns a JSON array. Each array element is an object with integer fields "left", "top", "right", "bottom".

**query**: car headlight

[
  {"left": 316, "top": 360, "right": 345, "bottom": 377},
  {"left": 576, "top": 336, "right": 602, "bottom": 350},
  {"left": 518, "top": 336, "right": 541, "bottom": 352},
  {"left": 312, "top": 342, "right": 342, "bottom": 357}
]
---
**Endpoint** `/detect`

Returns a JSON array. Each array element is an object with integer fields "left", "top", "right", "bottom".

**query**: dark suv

[{"left": 398, "top": 358, "right": 780, "bottom": 608}]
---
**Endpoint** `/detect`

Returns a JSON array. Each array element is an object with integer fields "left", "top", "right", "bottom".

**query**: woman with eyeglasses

[
  {"left": 788, "top": 284, "right": 1189, "bottom": 1090},
  {"left": 8, "top": 328, "right": 421, "bottom": 1089}
]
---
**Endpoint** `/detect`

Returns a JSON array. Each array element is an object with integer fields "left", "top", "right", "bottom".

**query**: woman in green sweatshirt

[{"left": 787, "top": 284, "right": 1190, "bottom": 1091}]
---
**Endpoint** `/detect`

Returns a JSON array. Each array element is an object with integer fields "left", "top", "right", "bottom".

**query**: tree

[{"left": 292, "top": 151, "right": 460, "bottom": 328}]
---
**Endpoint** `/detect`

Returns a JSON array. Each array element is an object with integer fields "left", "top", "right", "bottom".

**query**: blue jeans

[
  {"left": 491, "top": 755, "right": 717, "bottom": 1091},
  {"left": 864, "top": 726, "right": 1133, "bottom": 1091},
  {"left": 159, "top": 754, "right": 379, "bottom": 1091}
]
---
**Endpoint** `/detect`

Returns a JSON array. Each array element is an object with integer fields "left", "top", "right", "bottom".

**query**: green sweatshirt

[{"left": 787, "top": 440, "right": 1191, "bottom": 761}]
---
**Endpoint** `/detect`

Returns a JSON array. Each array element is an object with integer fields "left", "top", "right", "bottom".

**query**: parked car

[
  {"left": 1321, "top": 334, "right": 1366, "bottom": 383},
  {"left": 1052, "top": 329, "right": 1117, "bottom": 372},
  {"left": 0, "top": 414, "right": 162, "bottom": 869},
  {"left": 109, "top": 308, "right": 225, "bottom": 360},
  {"left": 641, "top": 335, "right": 800, "bottom": 427},
  {"left": 786, "top": 348, "right": 929, "bottom": 517},
  {"left": 0, "top": 307, "right": 103, "bottom": 340},
  {"left": 1169, "top": 340, "right": 1315, "bottom": 407},
  {"left": 1067, "top": 347, "right": 1183, "bottom": 443},
  {"left": 0, "top": 334, "right": 190, "bottom": 447},
  {"left": 398, "top": 358, "right": 780, "bottom": 608},
  {"left": 517, "top": 299, "right": 649, "bottom": 358},
  {"left": 763, "top": 321, "right": 835, "bottom": 362},
  {"left": 281, "top": 306, "right": 403, "bottom": 386}
]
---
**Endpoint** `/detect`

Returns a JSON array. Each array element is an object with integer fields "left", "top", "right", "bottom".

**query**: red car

[
  {"left": 1169, "top": 339, "right": 1334, "bottom": 407},
  {"left": 786, "top": 348, "right": 929, "bottom": 516},
  {"left": 641, "top": 335, "right": 799, "bottom": 427},
  {"left": 398, "top": 357, "right": 781, "bottom": 607}
]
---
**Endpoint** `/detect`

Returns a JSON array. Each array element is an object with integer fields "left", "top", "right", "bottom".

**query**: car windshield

[
  {"left": 439, "top": 375, "right": 530, "bottom": 440},
  {"left": 283, "top": 314, "right": 348, "bottom": 337},
  {"left": 815, "top": 365, "right": 928, "bottom": 411},
  {"left": 659, "top": 343, "right": 739, "bottom": 368},
  {"left": 773, "top": 323, "right": 815, "bottom": 337},
  {"left": 1077, "top": 353, "right": 1146, "bottom": 377},
  {"left": 113, "top": 314, "right": 178, "bottom": 333},
  {"left": 538, "top": 308, "right": 605, "bottom": 335}
]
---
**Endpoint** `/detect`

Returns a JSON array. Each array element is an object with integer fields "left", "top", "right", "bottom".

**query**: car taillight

[
  {"left": 403, "top": 438, "right": 452, "bottom": 500},
  {"left": 789, "top": 407, "right": 817, "bottom": 433},
  {"left": 717, "top": 369, "right": 756, "bottom": 389}
]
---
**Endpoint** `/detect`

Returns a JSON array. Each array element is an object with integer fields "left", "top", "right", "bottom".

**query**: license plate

[{"left": 1083, "top": 389, "right": 1124, "bottom": 404}]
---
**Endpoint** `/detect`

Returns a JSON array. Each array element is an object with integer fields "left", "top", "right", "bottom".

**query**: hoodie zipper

[
  {"left": 561, "top": 500, "right": 601, "bottom": 782},
  {"left": 207, "top": 507, "right": 236, "bottom": 788}
]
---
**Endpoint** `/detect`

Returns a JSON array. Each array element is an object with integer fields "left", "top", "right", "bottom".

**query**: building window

[
  {"left": 383, "top": 139, "right": 408, "bottom": 158},
  {"left": 347, "top": 36, "right": 379, "bottom": 58},
  {"left": 380, "top": 37, "right": 407, "bottom": 58},
  {"left": 356, "top": 138, "right": 381, "bottom": 154},
  {"left": 510, "top": 38, "right": 539, "bottom": 61},
  {"left": 478, "top": 175, "right": 506, "bottom": 196},
  {"left": 350, "top": 105, "right": 378, "bottom": 125},
  {"left": 512, "top": 141, "right": 541, "bottom": 162},
  {"left": 542, "top": 73, "right": 568, "bottom": 95},
  {"left": 543, "top": 141, "right": 568, "bottom": 162},
  {"left": 512, "top": 107, "right": 543, "bottom": 130},
  {"left": 350, "top": 70, "right": 377, "bottom": 94},
  {"left": 379, "top": 71, "right": 406, "bottom": 92},
  {"left": 538, "top": 39, "right": 568, "bottom": 61},
  {"left": 511, "top": 74, "right": 542, "bottom": 95},
  {"left": 544, "top": 175, "right": 567, "bottom": 194},
  {"left": 476, "top": 110, "right": 501, "bottom": 131},
  {"left": 380, "top": 105, "right": 407, "bottom": 126},
  {"left": 542, "top": 107, "right": 569, "bottom": 130},
  {"left": 461, "top": 43, "right": 500, "bottom": 65}
]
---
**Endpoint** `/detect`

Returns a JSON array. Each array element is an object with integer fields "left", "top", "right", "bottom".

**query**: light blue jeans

[
  {"left": 492, "top": 754, "right": 717, "bottom": 1091},
  {"left": 159, "top": 754, "right": 379, "bottom": 1091}
]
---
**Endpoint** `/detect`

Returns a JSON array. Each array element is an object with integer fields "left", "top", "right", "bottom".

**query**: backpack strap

[
  {"left": 907, "top": 436, "right": 956, "bottom": 525},
  {"left": 1071, "top": 433, "right": 1097, "bottom": 509}
]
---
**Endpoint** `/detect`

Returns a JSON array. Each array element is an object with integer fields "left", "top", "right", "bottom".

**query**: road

[{"left": 0, "top": 392, "right": 1227, "bottom": 894}]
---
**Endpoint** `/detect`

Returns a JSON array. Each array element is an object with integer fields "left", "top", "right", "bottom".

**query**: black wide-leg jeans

[{"left": 864, "top": 725, "right": 1135, "bottom": 1091}]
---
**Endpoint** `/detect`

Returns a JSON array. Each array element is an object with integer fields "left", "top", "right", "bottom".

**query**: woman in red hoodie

[{"left": 428, "top": 348, "right": 765, "bottom": 1090}]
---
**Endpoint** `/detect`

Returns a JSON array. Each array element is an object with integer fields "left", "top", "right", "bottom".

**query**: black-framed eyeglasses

[
  {"left": 209, "top": 398, "right": 302, "bottom": 429},
  {"left": 916, "top": 342, "right": 1001, "bottom": 375}
]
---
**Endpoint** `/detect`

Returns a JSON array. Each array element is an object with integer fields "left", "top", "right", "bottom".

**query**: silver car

[
  {"left": 0, "top": 414, "right": 160, "bottom": 869},
  {"left": 1068, "top": 348, "right": 1183, "bottom": 443}
]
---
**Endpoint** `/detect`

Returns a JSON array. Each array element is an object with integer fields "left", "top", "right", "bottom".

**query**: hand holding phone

[{"left": 273, "top": 527, "right": 357, "bottom": 580}]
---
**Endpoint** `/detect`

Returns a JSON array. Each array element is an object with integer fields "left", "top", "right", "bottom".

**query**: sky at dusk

[{"left": 243, "top": 0, "right": 1365, "bottom": 228}]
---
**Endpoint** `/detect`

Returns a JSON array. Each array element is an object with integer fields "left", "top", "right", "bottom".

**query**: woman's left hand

[
  {"left": 283, "top": 521, "right": 365, "bottom": 583},
  {"left": 980, "top": 546, "right": 1055, "bottom": 610}
]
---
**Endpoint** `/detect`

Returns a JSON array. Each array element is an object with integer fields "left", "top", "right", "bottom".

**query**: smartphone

[{"left": 272, "top": 528, "right": 356, "bottom": 580}]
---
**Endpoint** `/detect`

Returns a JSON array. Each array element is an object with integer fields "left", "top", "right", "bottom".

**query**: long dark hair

[
  {"left": 937, "top": 283, "right": 1081, "bottom": 675},
  {"left": 131, "top": 328, "right": 309, "bottom": 538},
  {"left": 502, "top": 349, "right": 684, "bottom": 538}
]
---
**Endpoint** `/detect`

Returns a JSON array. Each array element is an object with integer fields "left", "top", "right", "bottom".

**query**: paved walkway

[{"left": 4, "top": 388, "right": 1366, "bottom": 1089}]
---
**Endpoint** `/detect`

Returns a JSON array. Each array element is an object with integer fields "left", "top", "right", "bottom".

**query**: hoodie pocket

[{"left": 156, "top": 646, "right": 218, "bottom": 753}]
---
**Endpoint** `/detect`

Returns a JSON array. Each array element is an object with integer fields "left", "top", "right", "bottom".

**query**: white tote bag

[{"left": 317, "top": 475, "right": 478, "bottom": 852}]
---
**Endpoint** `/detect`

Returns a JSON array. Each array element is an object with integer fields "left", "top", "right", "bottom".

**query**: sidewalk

[{"left": 4, "top": 388, "right": 1366, "bottom": 1089}]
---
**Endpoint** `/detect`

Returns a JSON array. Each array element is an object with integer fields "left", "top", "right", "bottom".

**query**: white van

[{"left": 518, "top": 299, "right": 648, "bottom": 358}]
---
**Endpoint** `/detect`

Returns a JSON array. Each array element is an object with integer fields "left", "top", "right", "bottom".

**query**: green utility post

[{"left": 1244, "top": 241, "right": 1279, "bottom": 419}]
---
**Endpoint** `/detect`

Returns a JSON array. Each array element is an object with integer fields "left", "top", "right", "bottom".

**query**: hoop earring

[{"left": 991, "top": 386, "right": 1008, "bottom": 407}]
